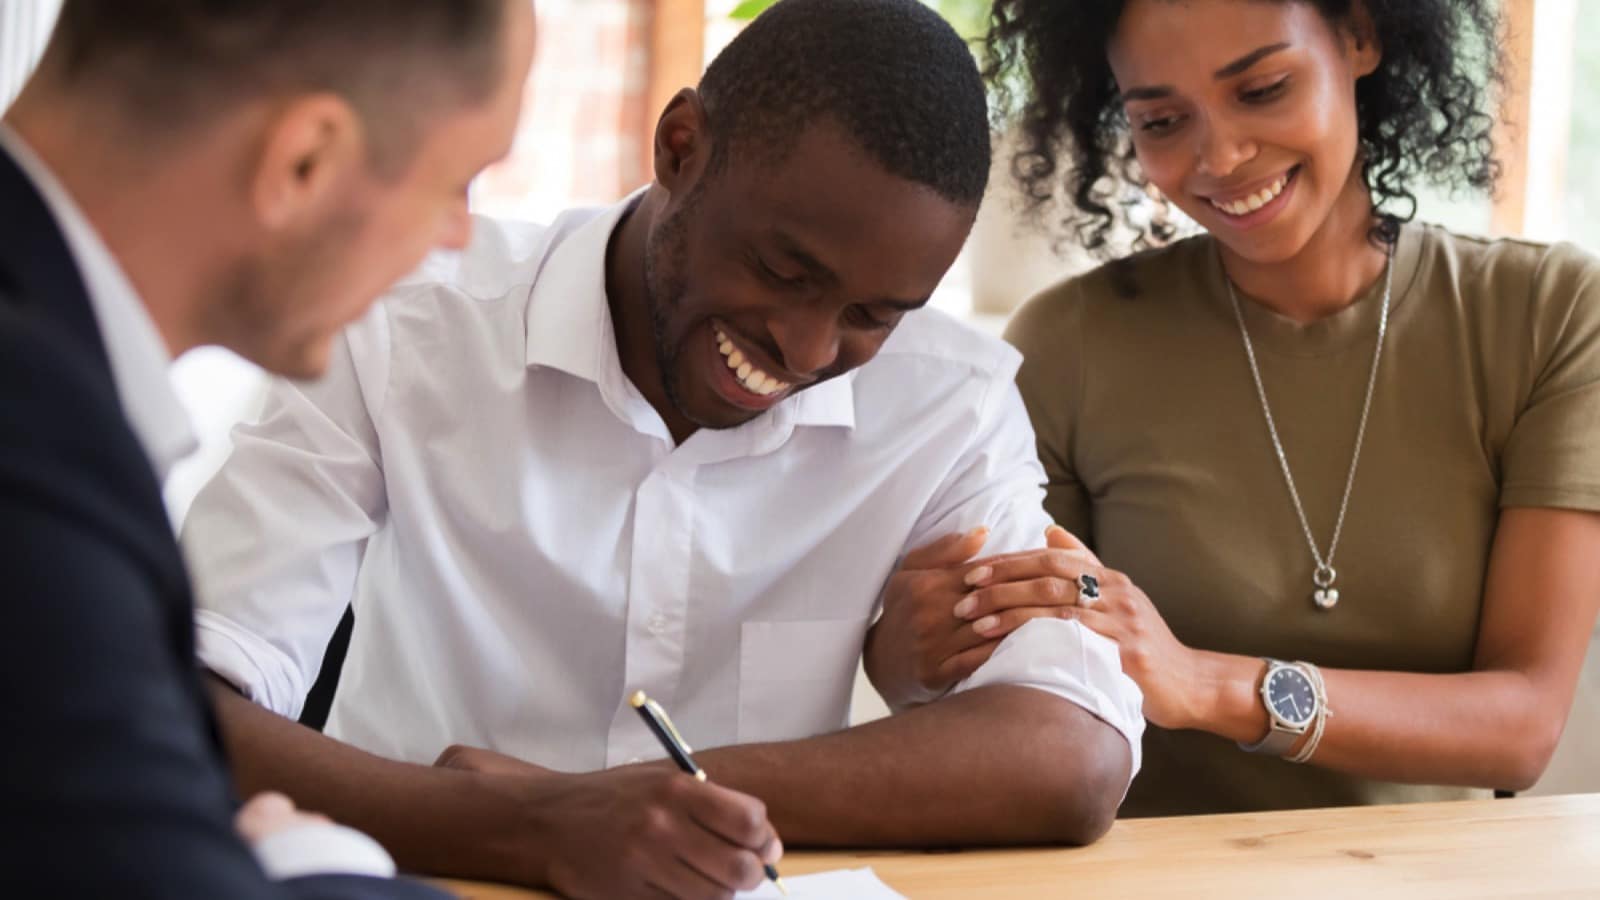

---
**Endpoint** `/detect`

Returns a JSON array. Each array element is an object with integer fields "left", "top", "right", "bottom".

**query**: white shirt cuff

[
  {"left": 953, "top": 618, "right": 1146, "bottom": 783},
  {"left": 252, "top": 822, "right": 398, "bottom": 881}
]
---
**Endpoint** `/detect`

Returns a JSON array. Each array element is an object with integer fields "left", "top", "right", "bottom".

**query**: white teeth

[
  {"left": 714, "top": 327, "right": 791, "bottom": 396},
  {"left": 1212, "top": 172, "right": 1290, "bottom": 217}
]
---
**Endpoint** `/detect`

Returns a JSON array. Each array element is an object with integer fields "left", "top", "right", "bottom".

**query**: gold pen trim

[{"left": 644, "top": 697, "right": 695, "bottom": 755}]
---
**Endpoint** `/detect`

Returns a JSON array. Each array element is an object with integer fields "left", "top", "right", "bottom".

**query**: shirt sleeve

[
  {"left": 899, "top": 372, "right": 1058, "bottom": 558},
  {"left": 183, "top": 309, "right": 392, "bottom": 719},
  {"left": 899, "top": 353, "right": 1145, "bottom": 782},
  {"left": 1501, "top": 242, "right": 1600, "bottom": 510},
  {"left": 952, "top": 619, "right": 1145, "bottom": 781}
]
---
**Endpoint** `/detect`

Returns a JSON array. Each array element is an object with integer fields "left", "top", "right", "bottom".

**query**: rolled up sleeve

[
  {"left": 184, "top": 311, "right": 391, "bottom": 720},
  {"left": 906, "top": 363, "right": 1145, "bottom": 785},
  {"left": 953, "top": 618, "right": 1145, "bottom": 780}
]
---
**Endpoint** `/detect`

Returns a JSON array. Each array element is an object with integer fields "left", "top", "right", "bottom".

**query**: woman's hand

[{"left": 959, "top": 527, "right": 1206, "bottom": 729}]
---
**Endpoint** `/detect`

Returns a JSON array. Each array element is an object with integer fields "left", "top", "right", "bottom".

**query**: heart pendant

[{"left": 1313, "top": 588, "right": 1340, "bottom": 610}]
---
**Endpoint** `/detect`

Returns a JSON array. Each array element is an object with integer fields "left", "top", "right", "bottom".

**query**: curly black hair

[
  {"left": 699, "top": 0, "right": 991, "bottom": 208},
  {"left": 983, "top": 0, "right": 1504, "bottom": 254}
]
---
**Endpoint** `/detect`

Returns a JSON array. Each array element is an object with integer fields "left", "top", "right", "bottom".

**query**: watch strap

[
  {"left": 1239, "top": 723, "right": 1301, "bottom": 755},
  {"left": 1237, "top": 659, "right": 1311, "bottom": 756}
]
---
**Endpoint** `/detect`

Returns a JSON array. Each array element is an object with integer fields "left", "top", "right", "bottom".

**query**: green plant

[{"left": 728, "top": 0, "right": 989, "bottom": 42}]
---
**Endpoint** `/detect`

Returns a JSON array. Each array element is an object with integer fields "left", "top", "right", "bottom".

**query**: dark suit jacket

[{"left": 0, "top": 144, "right": 449, "bottom": 899}]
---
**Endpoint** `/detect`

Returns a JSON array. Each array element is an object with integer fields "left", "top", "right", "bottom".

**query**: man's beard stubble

[
  {"left": 206, "top": 206, "right": 368, "bottom": 380},
  {"left": 642, "top": 199, "right": 706, "bottom": 428}
]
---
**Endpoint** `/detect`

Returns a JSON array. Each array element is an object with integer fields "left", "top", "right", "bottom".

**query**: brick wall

[{"left": 473, "top": 0, "right": 656, "bottom": 222}]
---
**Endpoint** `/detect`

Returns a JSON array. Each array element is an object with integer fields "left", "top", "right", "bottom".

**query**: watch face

[{"left": 1265, "top": 666, "right": 1317, "bottom": 727}]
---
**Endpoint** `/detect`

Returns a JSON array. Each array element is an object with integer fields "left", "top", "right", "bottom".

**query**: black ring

[{"left": 1077, "top": 573, "right": 1100, "bottom": 601}]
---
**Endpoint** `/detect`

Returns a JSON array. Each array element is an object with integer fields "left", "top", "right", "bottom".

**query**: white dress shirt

[
  {"left": 0, "top": 124, "right": 396, "bottom": 882},
  {"left": 185, "top": 195, "right": 1145, "bottom": 782}
]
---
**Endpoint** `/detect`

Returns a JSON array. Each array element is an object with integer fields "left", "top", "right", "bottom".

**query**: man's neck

[
  {"left": 4, "top": 99, "right": 210, "bottom": 357},
  {"left": 1218, "top": 163, "right": 1389, "bottom": 324},
  {"left": 603, "top": 188, "right": 699, "bottom": 445}
]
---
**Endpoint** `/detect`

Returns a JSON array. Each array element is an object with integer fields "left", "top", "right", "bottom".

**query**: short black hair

[
  {"left": 699, "top": 0, "right": 992, "bottom": 208},
  {"left": 985, "top": 0, "right": 1503, "bottom": 254},
  {"left": 40, "top": 0, "right": 510, "bottom": 169}
]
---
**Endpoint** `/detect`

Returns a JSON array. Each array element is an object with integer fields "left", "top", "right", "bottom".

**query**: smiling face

[
  {"left": 1108, "top": 0, "right": 1380, "bottom": 265},
  {"left": 641, "top": 119, "right": 975, "bottom": 433}
]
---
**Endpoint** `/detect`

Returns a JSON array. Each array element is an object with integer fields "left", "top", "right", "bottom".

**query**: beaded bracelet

[{"left": 1287, "top": 661, "right": 1332, "bottom": 764}]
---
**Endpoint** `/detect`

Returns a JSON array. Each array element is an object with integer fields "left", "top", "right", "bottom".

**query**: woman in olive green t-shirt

[{"left": 957, "top": 0, "right": 1600, "bottom": 816}]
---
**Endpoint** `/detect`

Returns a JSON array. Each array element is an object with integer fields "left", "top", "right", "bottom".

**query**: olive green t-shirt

[{"left": 1005, "top": 223, "right": 1600, "bottom": 817}]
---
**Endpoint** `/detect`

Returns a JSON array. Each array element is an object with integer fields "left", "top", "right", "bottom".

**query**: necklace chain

[{"left": 1224, "top": 251, "right": 1394, "bottom": 593}]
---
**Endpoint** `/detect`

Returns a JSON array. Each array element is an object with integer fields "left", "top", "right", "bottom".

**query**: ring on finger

[{"left": 1077, "top": 573, "right": 1100, "bottom": 608}]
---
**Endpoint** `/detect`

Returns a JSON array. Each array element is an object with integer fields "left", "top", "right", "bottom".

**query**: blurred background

[{"left": 2, "top": 0, "right": 1594, "bottom": 794}]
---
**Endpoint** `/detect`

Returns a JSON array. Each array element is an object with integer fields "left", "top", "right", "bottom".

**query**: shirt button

[{"left": 647, "top": 613, "right": 669, "bottom": 636}]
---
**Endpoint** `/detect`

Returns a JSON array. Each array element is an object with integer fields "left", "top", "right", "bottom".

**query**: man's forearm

[
  {"left": 205, "top": 676, "right": 540, "bottom": 884},
  {"left": 695, "top": 685, "right": 1131, "bottom": 847}
]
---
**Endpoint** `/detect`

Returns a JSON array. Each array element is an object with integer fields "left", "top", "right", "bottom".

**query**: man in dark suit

[{"left": 0, "top": 2, "right": 536, "bottom": 895}]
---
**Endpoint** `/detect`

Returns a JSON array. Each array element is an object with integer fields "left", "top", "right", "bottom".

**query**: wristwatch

[{"left": 1238, "top": 659, "right": 1320, "bottom": 756}]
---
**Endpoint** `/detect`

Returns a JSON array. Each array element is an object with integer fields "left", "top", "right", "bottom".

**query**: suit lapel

[{"left": 0, "top": 139, "right": 203, "bottom": 654}]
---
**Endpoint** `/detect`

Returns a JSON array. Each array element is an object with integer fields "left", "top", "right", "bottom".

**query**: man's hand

[
  {"left": 865, "top": 527, "right": 998, "bottom": 708},
  {"left": 234, "top": 791, "right": 331, "bottom": 843},
  {"left": 434, "top": 745, "right": 782, "bottom": 900}
]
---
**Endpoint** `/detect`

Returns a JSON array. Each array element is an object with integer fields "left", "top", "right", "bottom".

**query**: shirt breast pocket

[{"left": 737, "top": 617, "right": 871, "bottom": 744}]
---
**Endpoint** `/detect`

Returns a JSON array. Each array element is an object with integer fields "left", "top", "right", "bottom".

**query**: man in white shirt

[
  {"left": 188, "top": 3, "right": 1145, "bottom": 897},
  {"left": 0, "top": 1, "right": 540, "bottom": 897}
]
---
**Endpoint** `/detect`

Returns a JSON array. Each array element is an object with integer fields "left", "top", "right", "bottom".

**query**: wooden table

[{"left": 437, "top": 793, "right": 1600, "bottom": 898}]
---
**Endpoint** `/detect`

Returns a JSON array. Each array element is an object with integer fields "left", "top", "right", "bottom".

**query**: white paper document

[{"left": 737, "top": 867, "right": 906, "bottom": 899}]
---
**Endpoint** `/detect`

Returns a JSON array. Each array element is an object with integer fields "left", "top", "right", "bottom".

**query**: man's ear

[
  {"left": 251, "top": 94, "right": 365, "bottom": 231},
  {"left": 1345, "top": 1, "right": 1382, "bottom": 79},
  {"left": 652, "top": 88, "right": 712, "bottom": 195}
]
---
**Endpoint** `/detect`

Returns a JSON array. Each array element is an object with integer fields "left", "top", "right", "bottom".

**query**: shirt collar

[
  {"left": 0, "top": 124, "right": 198, "bottom": 481},
  {"left": 522, "top": 189, "right": 855, "bottom": 432}
]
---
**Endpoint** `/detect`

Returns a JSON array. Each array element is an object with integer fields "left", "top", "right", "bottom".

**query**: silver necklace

[{"left": 1224, "top": 250, "right": 1393, "bottom": 611}]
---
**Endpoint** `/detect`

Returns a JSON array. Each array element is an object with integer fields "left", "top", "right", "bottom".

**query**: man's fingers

[
  {"left": 647, "top": 852, "right": 741, "bottom": 900},
  {"left": 234, "top": 792, "right": 297, "bottom": 842},
  {"left": 901, "top": 526, "right": 989, "bottom": 571},
  {"left": 671, "top": 818, "right": 770, "bottom": 893},
  {"left": 683, "top": 781, "right": 778, "bottom": 853},
  {"left": 936, "top": 640, "right": 1003, "bottom": 686},
  {"left": 759, "top": 835, "right": 783, "bottom": 867}
]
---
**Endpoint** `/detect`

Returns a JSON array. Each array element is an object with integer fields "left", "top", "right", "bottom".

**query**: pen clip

[{"left": 645, "top": 697, "right": 695, "bottom": 755}]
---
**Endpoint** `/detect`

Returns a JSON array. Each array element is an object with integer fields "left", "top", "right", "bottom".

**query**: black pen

[{"left": 629, "top": 690, "right": 789, "bottom": 896}]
